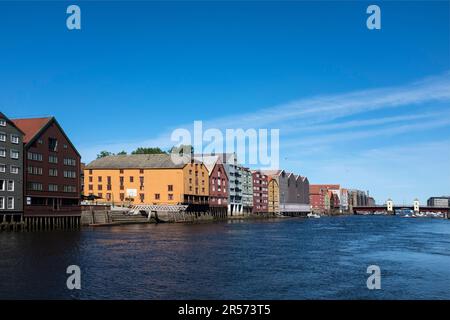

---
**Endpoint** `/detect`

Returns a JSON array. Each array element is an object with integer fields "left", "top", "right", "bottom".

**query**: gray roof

[{"left": 86, "top": 154, "right": 187, "bottom": 169}]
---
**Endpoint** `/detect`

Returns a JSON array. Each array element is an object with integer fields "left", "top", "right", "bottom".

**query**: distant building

[
  {"left": 267, "top": 177, "right": 280, "bottom": 214},
  {"left": 0, "top": 112, "right": 24, "bottom": 216},
  {"left": 427, "top": 196, "right": 450, "bottom": 207},
  {"left": 199, "top": 153, "right": 243, "bottom": 216},
  {"left": 12, "top": 117, "right": 81, "bottom": 216},
  {"left": 309, "top": 185, "right": 327, "bottom": 213},
  {"left": 310, "top": 184, "right": 341, "bottom": 214},
  {"left": 367, "top": 196, "right": 376, "bottom": 206},
  {"left": 193, "top": 154, "right": 228, "bottom": 216},
  {"left": 241, "top": 167, "right": 253, "bottom": 214},
  {"left": 85, "top": 154, "right": 209, "bottom": 211},
  {"left": 252, "top": 170, "right": 268, "bottom": 214},
  {"left": 263, "top": 170, "right": 310, "bottom": 214}
]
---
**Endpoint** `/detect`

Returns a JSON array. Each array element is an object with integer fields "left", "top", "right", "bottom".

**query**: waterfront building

[
  {"left": 340, "top": 188, "right": 349, "bottom": 211},
  {"left": 193, "top": 154, "right": 228, "bottom": 216},
  {"left": 262, "top": 170, "right": 310, "bottom": 215},
  {"left": 12, "top": 117, "right": 81, "bottom": 215},
  {"left": 309, "top": 185, "right": 326, "bottom": 213},
  {"left": 85, "top": 154, "right": 209, "bottom": 211},
  {"left": 252, "top": 170, "right": 268, "bottom": 214},
  {"left": 0, "top": 112, "right": 24, "bottom": 216},
  {"left": 310, "top": 184, "right": 342, "bottom": 214},
  {"left": 427, "top": 196, "right": 450, "bottom": 207},
  {"left": 367, "top": 196, "right": 376, "bottom": 206},
  {"left": 267, "top": 177, "right": 280, "bottom": 214},
  {"left": 348, "top": 189, "right": 370, "bottom": 211},
  {"left": 241, "top": 167, "right": 254, "bottom": 214},
  {"left": 201, "top": 153, "right": 243, "bottom": 216}
]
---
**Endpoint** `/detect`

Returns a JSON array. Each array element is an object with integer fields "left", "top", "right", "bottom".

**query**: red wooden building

[
  {"left": 252, "top": 170, "right": 268, "bottom": 214},
  {"left": 12, "top": 117, "right": 81, "bottom": 216}
]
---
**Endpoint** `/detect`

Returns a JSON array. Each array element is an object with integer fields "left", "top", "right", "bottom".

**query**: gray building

[
  {"left": 241, "top": 167, "right": 253, "bottom": 214},
  {"left": 262, "top": 170, "right": 310, "bottom": 214},
  {"left": 0, "top": 112, "right": 24, "bottom": 215},
  {"left": 427, "top": 197, "right": 450, "bottom": 207}
]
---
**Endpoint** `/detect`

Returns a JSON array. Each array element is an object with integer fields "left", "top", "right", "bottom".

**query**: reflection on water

[{"left": 1, "top": 216, "right": 450, "bottom": 299}]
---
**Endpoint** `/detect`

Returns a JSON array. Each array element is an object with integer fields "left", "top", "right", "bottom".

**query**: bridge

[{"left": 353, "top": 199, "right": 450, "bottom": 218}]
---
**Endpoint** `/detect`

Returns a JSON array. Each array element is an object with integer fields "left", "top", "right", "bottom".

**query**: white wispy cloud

[{"left": 79, "top": 71, "right": 450, "bottom": 162}]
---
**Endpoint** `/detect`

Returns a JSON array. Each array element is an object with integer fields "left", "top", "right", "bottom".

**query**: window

[
  {"left": 0, "top": 197, "right": 4, "bottom": 209},
  {"left": 89, "top": 176, "right": 93, "bottom": 183},
  {"left": 49, "top": 155, "right": 58, "bottom": 164},
  {"left": 49, "top": 184, "right": 58, "bottom": 192},
  {"left": 130, "top": 176, "right": 134, "bottom": 183},
  {"left": 0, "top": 180, "right": 4, "bottom": 191},
  {"left": 120, "top": 193, "right": 125, "bottom": 201},
  {"left": 88, "top": 184, "right": 93, "bottom": 191},
  {"left": 0, "top": 132, "right": 6, "bottom": 142},
  {"left": 154, "top": 193, "right": 160, "bottom": 200},
  {"left": 168, "top": 185, "right": 173, "bottom": 192},
  {"left": 0, "top": 148, "right": 6, "bottom": 157},
  {"left": 107, "top": 176, "right": 111, "bottom": 185},
  {"left": 7, "top": 180, "right": 14, "bottom": 191},
  {"left": 139, "top": 169, "right": 144, "bottom": 174},
  {"left": 98, "top": 193, "right": 103, "bottom": 199},
  {"left": 10, "top": 149, "right": 19, "bottom": 159},
  {"left": 10, "top": 166, "right": 19, "bottom": 174},
  {"left": 28, "top": 152, "right": 42, "bottom": 161},
  {"left": 63, "top": 158, "right": 76, "bottom": 166},
  {"left": 120, "top": 169, "right": 124, "bottom": 174},
  {"left": 63, "top": 144, "right": 68, "bottom": 149},
  {"left": 139, "top": 193, "right": 144, "bottom": 203},
  {"left": 168, "top": 194, "right": 173, "bottom": 200},
  {"left": 48, "top": 137, "right": 58, "bottom": 152},
  {"left": 28, "top": 166, "right": 43, "bottom": 175},
  {"left": 0, "top": 119, "right": 5, "bottom": 127},
  {"left": 0, "top": 164, "right": 5, "bottom": 172},
  {"left": 98, "top": 185, "right": 103, "bottom": 191},
  {"left": 64, "top": 185, "right": 77, "bottom": 193},
  {"left": 10, "top": 135, "right": 19, "bottom": 144},
  {"left": 28, "top": 182, "right": 43, "bottom": 191},
  {"left": 49, "top": 168, "right": 58, "bottom": 177},
  {"left": 106, "top": 193, "right": 111, "bottom": 201},
  {"left": 120, "top": 177, "right": 124, "bottom": 186}
]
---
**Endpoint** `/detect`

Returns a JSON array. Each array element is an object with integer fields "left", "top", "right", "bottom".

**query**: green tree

[
  {"left": 96, "top": 150, "right": 114, "bottom": 159},
  {"left": 117, "top": 150, "right": 127, "bottom": 155},
  {"left": 131, "top": 147, "right": 167, "bottom": 155}
]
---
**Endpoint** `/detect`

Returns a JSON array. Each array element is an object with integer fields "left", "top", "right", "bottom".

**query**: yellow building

[
  {"left": 84, "top": 154, "right": 209, "bottom": 207},
  {"left": 267, "top": 178, "right": 280, "bottom": 214}
]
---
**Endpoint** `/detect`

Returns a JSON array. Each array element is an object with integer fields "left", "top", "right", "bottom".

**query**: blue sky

[{"left": 0, "top": 1, "right": 449, "bottom": 203}]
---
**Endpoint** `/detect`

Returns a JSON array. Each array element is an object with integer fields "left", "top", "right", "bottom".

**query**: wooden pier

[{"left": 0, "top": 214, "right": 81, "bottom": 232}]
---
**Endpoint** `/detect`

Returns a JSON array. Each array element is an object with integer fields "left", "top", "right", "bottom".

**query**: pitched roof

[
  {"left": 86, "top": 154, "right": 187, "bottom": 169},
  {"left": 309, "top": 185, "right": 325, "bottom": 194},
  {"left": 192, "top": 155, "right": 228, "bottom": 177},
  {"left": 310, "top": 184, "right": 340, "bottom": 190},
  {"left": 11, "top": 117, "right": 52, "bottom": 144},
  {"left": 260, "top": 169, "right": 283, "bottom": 177},
  {"left": 0, "top": 112, "right": 25, "bottom": 135}
]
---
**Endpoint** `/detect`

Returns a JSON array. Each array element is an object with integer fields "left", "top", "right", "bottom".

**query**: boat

[{"left": 307, "top": 213, "right": 321, "bottom": 219}]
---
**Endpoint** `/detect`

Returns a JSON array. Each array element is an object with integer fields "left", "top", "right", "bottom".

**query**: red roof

[{"left": 12, "top": 117, "right": 52, "bottom": 143}]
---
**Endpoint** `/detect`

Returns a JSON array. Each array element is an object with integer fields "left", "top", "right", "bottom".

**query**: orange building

[{"left": 84, "top": 154, "right": 209, "bottom": 210}]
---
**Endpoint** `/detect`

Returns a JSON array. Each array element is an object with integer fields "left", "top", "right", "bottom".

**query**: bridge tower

[
  {"left": 413, "top": 198, "right": 420, "bottom": 214},
  {"left": 386, "top": 199, "right": 394, "bottom": 215}
]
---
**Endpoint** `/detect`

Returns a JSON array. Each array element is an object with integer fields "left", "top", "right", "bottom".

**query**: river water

[{"left": 1, "top": 215, "right": 449, "bottom": 299}]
